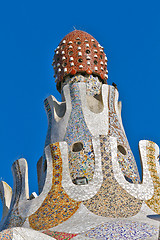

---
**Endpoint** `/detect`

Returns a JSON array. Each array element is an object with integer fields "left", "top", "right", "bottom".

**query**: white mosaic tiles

[{"left": 0, "top": 74, "right": 160, "bottom": 239}]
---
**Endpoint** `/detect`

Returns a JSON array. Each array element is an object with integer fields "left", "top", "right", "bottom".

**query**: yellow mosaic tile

[
  {"left": 29, "top": 142, "right": 80, "bottom": 230},
  {"left": 145, "top": 141, "right": 160, "bottom": 213}
]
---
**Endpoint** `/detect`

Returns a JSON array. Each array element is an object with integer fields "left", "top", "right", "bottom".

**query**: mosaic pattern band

[{"left": 29, "top": 142, "right": 80, "bottom": 230}]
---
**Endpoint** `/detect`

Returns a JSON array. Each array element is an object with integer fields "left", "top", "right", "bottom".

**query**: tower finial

[{"left": 53, "top": 30, "right": 108, "bottom": 92}]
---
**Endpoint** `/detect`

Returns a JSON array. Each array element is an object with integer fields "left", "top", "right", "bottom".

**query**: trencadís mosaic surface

[{"left": 0, "top": 30, "right": 160, "bottom": 240}]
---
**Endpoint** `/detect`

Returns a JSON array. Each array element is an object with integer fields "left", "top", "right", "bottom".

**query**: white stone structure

[{"left": 0, "top": 30, "right": 160, "bottom": 240}]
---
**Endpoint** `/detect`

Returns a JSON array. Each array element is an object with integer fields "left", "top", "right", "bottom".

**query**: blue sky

[{"left": 0, "top": 0, "right": 160, "bottom": 217}]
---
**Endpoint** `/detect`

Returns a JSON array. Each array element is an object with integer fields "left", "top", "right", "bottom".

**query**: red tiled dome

[{"left": 53, "top": 30, "right": 108, "bottom": 92}]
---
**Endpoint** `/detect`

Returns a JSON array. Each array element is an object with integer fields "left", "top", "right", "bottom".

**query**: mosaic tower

[{"left": 0, "top": 30, "right": 160, "bottom": 239}]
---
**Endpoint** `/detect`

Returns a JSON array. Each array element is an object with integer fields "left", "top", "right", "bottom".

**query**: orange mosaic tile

[{"left": 29, "top": 142, "right": 80, "bottom": 230}]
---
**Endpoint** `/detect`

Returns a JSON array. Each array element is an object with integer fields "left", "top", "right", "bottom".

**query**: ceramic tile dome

[{"left": 53, "top": 30, "right": 108, "bottom": 91}]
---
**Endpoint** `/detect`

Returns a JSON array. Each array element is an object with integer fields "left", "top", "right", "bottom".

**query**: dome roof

[{"left": 53, "top": 30, "right": 108, "bottom": 92}]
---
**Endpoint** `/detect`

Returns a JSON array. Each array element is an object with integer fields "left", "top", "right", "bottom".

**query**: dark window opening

[
  {"left": 118, "top": 145, "right": 127, "bottom": 155},
  {"left": 43, "top": 160, "right": 47, "bottom": 172},
  {"left": 72, "top": 142, "right": 84, "bottom": 152},
  {"left": 73, "top": 177, "right": 88, "bottom": 185},
  {"left": 124, "top": 175, "right": 133, "bottom": 183}
]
